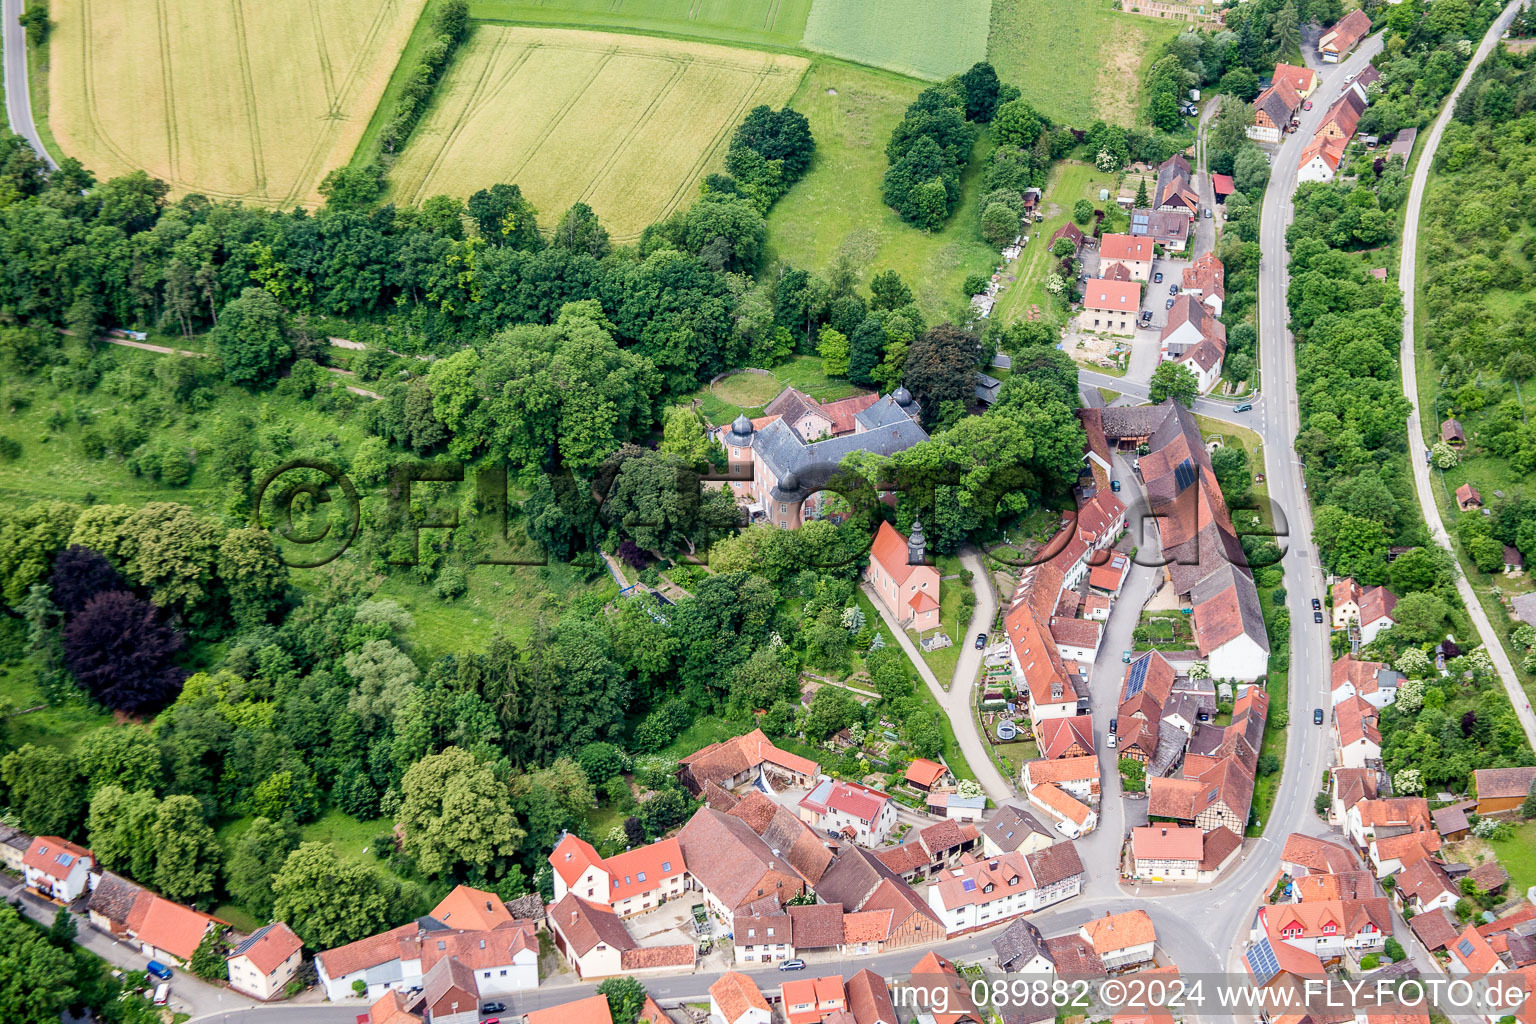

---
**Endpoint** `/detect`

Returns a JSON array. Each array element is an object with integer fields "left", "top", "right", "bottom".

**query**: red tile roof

[
  {"left": 871, "top": 521, "right": 921, "bottom": 586},
  {"left": 228, "top": 921, "right": 303, "bottom": 975},
  {"left": 431, "top": 884, "right": 514, "bottom": 932},
  {"left": 604, "top": 837, "right": 685, "bottom": 903},
  {"left": 1083, "top": 279, "right": 1142, "bottom": 314},
  {"left": 1451, "top": 924, "right": 1502, "bottom": 974},
  {"left": 1474, "top": 766, "right": 1536, "bottom": 800},
  {"left": 1132, "top": 825, "right": 1203, "bottom": 862},
  {"left": 1099, "top": 234, "right": 1154, "bottom": 263},
  {"left": 550, "top": 833, "right": 604, "bottom": 888},
  {"left": 1036, "top": 716, "right": 1095, "bottom": 759},
  {"left": 1082, "top": 910, "right": 1156, "bottom": 952},
  {"left": 529, "top": 995, "right": 613, "bottom": 1024},
  {"left": 711, "top": 972, "right": 770, "bottom": 1024},
  {"left": 905, "top": 759, "right": 949, "bottom": 789},
  {"left": 22, "top": 835, "right": 90, "bottom": 876},
  {"left": 132, "top": 895, "right": 216, "bottom": 961}
]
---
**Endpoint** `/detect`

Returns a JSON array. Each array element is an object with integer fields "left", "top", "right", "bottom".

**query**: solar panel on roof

[
  {"left": 1174, "top": 458, "right": 1198, "bottom": 492},
  {"left": 1458, "top": 939, "right": 1475, "bottom": 956},
  {"left": 1245, "top": 937, "right": 1280, "bottom": 986},
  {"left": 1125, "top": 656, "right": 1150, "bottom": 699},
  {"left": 962, "top": 879, "right": 977, "bottom": 892}
]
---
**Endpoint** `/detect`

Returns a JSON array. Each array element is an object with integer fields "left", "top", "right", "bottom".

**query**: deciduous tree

[
  {"left": 397, "top": 747, "right": 523, "bottom": 878},
  {"left": 63, "top": 591, "right": 185, "bottom": 713}
]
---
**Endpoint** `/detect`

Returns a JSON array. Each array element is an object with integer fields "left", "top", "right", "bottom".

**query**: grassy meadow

[
  {"left": 990, "top": 160, "right": 1119, "bottom": 325},
  {"left": 386, "top": 26, "right": 806, "bottom": 241},
  {"left": 987, "top": 0, "right": 1183, "bottom": 126},
  {"left": 48, "top": 0, "right": 425, "bottom": 206},
  {"left": 693, "top": 356, "right": 865, "bottom": 424},
  {"left": 802, "top": 0, "right": 990, "bottom": 81},
  {"left": 764, "top": 61, "right": 1000, "bottom": 322},
  {"left": 469, "top": 0, "right": 813, "bottom": 47}
]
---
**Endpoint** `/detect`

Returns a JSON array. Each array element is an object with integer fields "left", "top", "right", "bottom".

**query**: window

[
  {"left": 637, "top": 871, "right": 646, "bottom": 882},
  {"left": 780, "top": 503, "right": 786, "bottom": 514},
  {"left": 500, "top": 970, "right": 508, "bottom": 977}
]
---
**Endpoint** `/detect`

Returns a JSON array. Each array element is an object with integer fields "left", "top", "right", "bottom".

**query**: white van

[
  {"left": 153, "top": 983, "right": 170, "bottom": 1006},
  {"left": 1054, "top": 818, "right": 1082, "bottom": 840}
]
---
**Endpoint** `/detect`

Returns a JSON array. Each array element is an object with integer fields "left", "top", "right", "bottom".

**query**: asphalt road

[
  {"left": 1077, "top": 368, "right": 1259, "bottom": 428},
  {"left": 1, "top": 0, "right": 54, "bottom": 167},
  {"left": 1397, "top": 0, "right": 1536, "bottom": 751}
]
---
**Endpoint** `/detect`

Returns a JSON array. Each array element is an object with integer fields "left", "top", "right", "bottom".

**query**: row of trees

[{"left": 375, "top": 0, "right": 471, "bottom": 154}]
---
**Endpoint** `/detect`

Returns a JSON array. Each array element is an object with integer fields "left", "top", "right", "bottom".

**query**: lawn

[
  {"left": 916, "top": 554, "right": 970, "bottom": 685},
  {"left": 0, "top": 661, "right": 115, "bottom": 753},
  {"left": 692, "top": 355, "right": 865, "bottom": 425},
  {"left": 468, "top": 0, "right": 813, "bottom": 48},
  {"left": 763, "top": 60, "right": 1001, "bottom": 323},
  {"left": 1488, "top": 823, "right": 1536, "bottom": 898},
  {"left": 48, "top": 0, "right": 425, "bottom": 206},
  {"left": 1133, "top": 610, "right": 1194, "bottom": 651},
  {"left": 1195, "top": 415, "right": 1274, "bottom": 536},
  {"left": 386, "top": 25, "right": 807, "bottom": 241},
  {"left": 372, "top": 560, "right": 618, "bottom": 658},
  {"left": 990, "top": 161, "right": 1120, "bottom": 329},
  {"left": 986, "top": 0, "right": 1184, "bottom": 126},
  {"left": 802, "top": 0, "right": 989, "bottom": 81}
]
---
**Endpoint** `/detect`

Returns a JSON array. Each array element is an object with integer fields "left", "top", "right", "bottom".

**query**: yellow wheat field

[
  {"left": 49, "top": 0, "right": 425, "bottom": 207},
  {"left": 388, "top": 26, "right": 808, "bottom": 242}
]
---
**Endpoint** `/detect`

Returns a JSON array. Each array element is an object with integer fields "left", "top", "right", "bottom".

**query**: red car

[{"left": 1303, "top": 100, "right": 1314, "bottom": 110}]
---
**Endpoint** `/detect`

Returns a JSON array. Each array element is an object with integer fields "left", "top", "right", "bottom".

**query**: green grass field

[
  {"left": 764, "top": 61, "right": 999, "bottom": 322},
  {"left": 49, "top": 0, "right": 425, "bottom": 206},
  {"left": 917, "top": 554, "right": 969, "bottom": 684},
  {"left": 802, "top": 0, "right": 989, "bottom": 81},
  {"left": 469, "top": 0, "right": 813, "bottom": 48},
  {"left": 386, "top": 25, "right": 806, "bottom": 241},
  {"left": 0, "top": 662, "right": 116, "bottom": 753},
  {"left": 991, "top": 160, "right": 1119, "bottom": 326},
  {"left": 694, "top": 355, "right": 865, "bottom": 424},
  {"left": 987, "top": 0, "right": 1183, "bottom": 126}
]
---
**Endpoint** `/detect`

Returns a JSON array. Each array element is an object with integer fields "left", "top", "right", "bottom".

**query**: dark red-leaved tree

[
  {"left": 63, "top": 591, "right": 186, "bottom": 712},
  {"left": 49, "top": 545, "right": 127, "bottom": 616},
  {"left": 617, "top": 539, "right": 649, "bottom": 570}
]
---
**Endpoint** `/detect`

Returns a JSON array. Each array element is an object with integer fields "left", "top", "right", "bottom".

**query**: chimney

[{"left": 908, "top": 519, "right": 926, "bottom": 564}]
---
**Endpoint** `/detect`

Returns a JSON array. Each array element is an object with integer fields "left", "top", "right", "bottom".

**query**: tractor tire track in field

[
  {"left": 763, "top": 0, "right": 782, "bottom": 31},
  {"left": 502, "top": 46, "right": 616, "bottom": 186},
  {"left": 278, "top": 0, "right": 398, "bottom": 208},
  {"left": 227, "top": 0, "right": 269, "bottom": 193},
  {"left": 307, "top": 0, "right": 339, "bottom": 111},
  {"left": 405, "top": 29, "right": 521, "bottom": 204},
  {"left": 151, "top": 0, "right": 182, "bottom": 183},
  {"left": 576, "top": 55, "right": 688, "bottom": 208}
]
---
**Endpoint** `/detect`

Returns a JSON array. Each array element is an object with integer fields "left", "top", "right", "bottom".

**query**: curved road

[
  {"left": 1397, "top": 0, "right": 1536, "bottom": 749},
  {"left": 1, "top": 0, "right": 54, "bottom": 166}
]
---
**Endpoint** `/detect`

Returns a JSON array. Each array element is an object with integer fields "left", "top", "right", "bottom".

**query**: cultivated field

[
  {"left": 987, "top": 0, "right": 1182, "bottom": 125},
  {"left": 802, "top": 0, "right": 990, "bottom": 81},
  {"left": 468, "top": 0, "right": 812, "bottom": 47},
  {"left": 48, "top": 0, "right": 425, "bottom": 207},
  {"left": 387, "top": 26, "right": 807, "bottom": 241},
  {"left": 763, "top": 62, "right": 997, "bottom": 321}
]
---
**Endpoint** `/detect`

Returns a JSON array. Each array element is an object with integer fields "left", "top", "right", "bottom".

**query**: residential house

[
  {"left": 1050, "top": 222, "right": 1086, "bottom": 254},
  {"left": 783, "top": 976, "right": 846, "bottom": 1024},
  {"left": 927, "top": 851, "right": 1041, "bottom": 936},
  {"left": 420, "top": 957, "right": 478, "bottom": 1024},
  {"left": 1190, "top": 564, "right": 1267, "bottom": 678},
  {"left": 88, "top": 881, "right": 219, "bottom": 968},
  {"left": 1410, "top": 908, "right": 1462, "bottom": 953},
  {"left": 815, "top": 847, "right": 945, "bottom": 952},
  {"left": 846, "top": 969, "right": 898, "bottom": 1024},
  {"left": 1272, "top": 62, "right": 1317, "bottom": 97},
  {"left": 546, "top": 894, "right": 638, "bottom": 979},
  {"left": 867, "top": 520, "right": 941, "bottom": 632},
  {"left": 979, "top": 805, "right": 1054, "bottom": 858},
  {"left": 1473, "top": 767, "right": 1536, "bottom": 815},
  {"left": 908, "top": 952, "right": 984, "bottom": 1024},
  {"left": 1331, "top": 579, "right": 1399, "bottom": 644},
  {"left": 1346, "top": 797, "right": 1434, "bottom": 848},
  {"left": 1024, "top": 841, "right": 1087, "bottom": 909},
  {"left": 1289, "top": 867, "right": 1377, "bottom": 904},
  {"left": 1081, "top": 910, "right": 1157, "bottom": 972},
  {"left": 678, "top": 806, "right": 810, "bottom": 917},
  {"left": 1320, "top": 9, "right": 1372, "bottom": 62},
  {"left": 1153, "top": 155, "right": 1200, "bottom": 218},
  {"left": 0, "top": 824, "right": 30, "bottom": 873},
  {"left": 732, "top": 898, "right": 794, "bottom": 965},
  {"left": 799, "top": 779, "right": 897, "bottom": 846},
  {"left": 1350, "top": 64, "right": 1383, "bottom": 104},
  {"left": 1078, "top": 279, "right": 1142, "bottom": 335},
  {"left": 550, "top": 833, "right": 609, "bottom": 904},
  {"left": 712, "top": 974, "right": 774, "bottom": 1024},
  {"left": 366, "top": 989, "right": 424, "bottom": 1024},
  {"left": 529, "top": 996, "right": 613, "bottom": 1024},
  {"left": 1394, "top": 858, "right": 1460, "bottom": 916},
  {"left": 1243, "top": 926, "right": 1327, "bottom": 1008},
  {"left": 1329, "top": 654, "right": 1401, "bottom": 709},
  {"left": 1449, "top": 925, "right": 1506, "bottom": 976},
  {"left": 905, "top": 759, "right": 953, "bottom": 793},
  {"left": 1334, "top": 695, "right": 1382, "bottom": 770},
  {"left": 1181, "top": 253, "right": 1225, "bottom": 315},
  {"left": 1297, "top": 134, "right": 1348, "bottom": 184},
  {"left": 927, "top": 792, "right": 986, "bottom": 821},
  {"left": 1249, "top": 79, "right": 1301, "bottom": 143},
  {"left": 1147, "top": 758, "right": 1253, "bottom": 835},
  {"left": 227, "top": 922, "right": 305, "bottom": 1002},
  {"left": 22, "top": 836, "right": 93, "bottom": 902},
  {"left": 1458, "top": 483, "right": 1483, "bottom": 511},
  {"left": 1089, "top": 551, "right": 1132, "bottom": 598},
  {"left": 1099, "top": 234, "right": 1156, "bottom": 279},
  {"left": 1159, "top": 294, "right": 1227, "bottom": 394},
  {"left": 1317, "top": 92, "right": 1365, "bottom": 142},
  {"left": 874, "top": 820, "right": 980, "bottom": 882},
  {"left": 787, "top": 902, "right": 844, "bottom": 957},
  {"left": 677, "top": 728, "right": 819, "bottom": 795},
  {"left": 601, "top": 839, "right": 689, "bottom": 918},
  {"left": 1329, "top": 769, "right": 1381, "bottom": 826},
  {"left": 717, "top": 388, "right": 928, "bottom": 529},
  {"left": 1129, "top": 825, "right": 1205, "bottom": 882},
  {"left": 1022, "top": 756, "right": 1101, "bottom": 805},
  {"left": 1129, "top": 209, "right": 1189, "bottom": 252},
  {"left": 994, "top": 919, "right": 1056, "bottom": 974},
  {"left": 1254, "top": 899, "right": 1391, "bottom": 962},
  {"left": 722, "top": 790, "right": 835, "bottom": 886},
  {"left": 1036, "top": 716, "right": 1095, "bottom": 760}
]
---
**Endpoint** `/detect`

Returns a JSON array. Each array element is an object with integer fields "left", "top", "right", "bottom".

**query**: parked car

[
  {"left": 483, "top": 1004, "right": 508, "bottom": 1015},
  {"left": 975, "top": 633, "right": 987, "bottom": 650},
  {"left": 1110, "top": 717, "right": 1118, "bottom": 733},
  {"left": 1121, "top": 650, "right": 1132, "bottom": 663},
  {"left": 484, "top": 1019, "right": 501, "bottom": 1024},
  {"left": 146, "top": 962, "right": 172, "bottom": 982},
  {"left": 1234, "top": 402, "right": 1252, "bottom": 412},
  {"left": 1107, "top": 732, "right": 1117, "bottom": 750},
  {"left": 1165, "top": 298, "right": 1176, "bottom": 309},
  {"left": 1311, "top": 598, "right": 1321, "bottom": 611},
  {"left": 1153, "top": 271, "right": 1164, "bottom": 283},
  {"left": 1303, "top": 100, "right": 1314, "bottom": 110},
  {"left": 1314, "top": 708, "right": 1326, "bottom": 725},
  {"left": 1169, "top": 284, "right": 1180, "bottom": 295},
  {"left": 1313, "top": 611, "right": 1324, "bottom": 624},
  {"left": 1140, "top": 312, "right": 1153, "bottom": 325},
  {"left": 152, "top": 984, "right": 170, "bottom": 1007},
  {"left": 1054, "top": 819, "right": 1083, "bottom": 839},
  {"left": 780, "top": 959, "right": 807, "bottom": 971},
  {"left": 1111, "top": 479, "right": 1122, "bottom": 492},
  {"left": 1202, "top": 208, "right": 1213, "bottom": 219}
]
